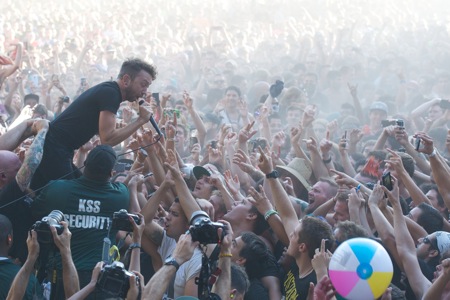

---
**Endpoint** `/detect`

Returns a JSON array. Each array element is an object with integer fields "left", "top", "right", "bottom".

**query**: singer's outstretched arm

[{"left": 98, "top": 103, "right": 153, "bottom": 146}]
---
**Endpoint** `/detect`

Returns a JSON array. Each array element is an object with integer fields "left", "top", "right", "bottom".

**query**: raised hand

[
  {"left": 224, "top": 170, "right": 240, "bottom": 196},
  {"left": 257, "top": 146, "right": 273, "bottom": 174},
  {"left": 247, "top": 185, "right": 274, "bottom": 216},
  {"left": 414, "top": 132, "right": 435, "bottom": 155},
  {"left": 238, "top": 121, "right": 257, "bottom": 144},
  {"left": 232, "top": 149, "right": 255, "bottom": 174}
]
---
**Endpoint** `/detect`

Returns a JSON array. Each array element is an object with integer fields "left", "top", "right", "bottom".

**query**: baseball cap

[
  {"left": 24, "top": 93, "right": 40, "bottom": 104},
  {"left": 369, "top": 101, "right": 388, "bottom": 114},
  {"left": 84, "top": 145, "right": 117, "bottom": 175},
  {"left": 193, "top": 163, "right": 219, "bottom": 180}
]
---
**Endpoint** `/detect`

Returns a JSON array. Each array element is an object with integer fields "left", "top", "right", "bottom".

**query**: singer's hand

[{"left": 138, "top": 100, "right": 153, "bottom": 124}]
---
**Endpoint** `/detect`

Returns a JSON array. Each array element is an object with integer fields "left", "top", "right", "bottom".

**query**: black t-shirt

[
  {"left": 0, "top": 180, "right": 34, "bottom": 263},
  {"left": 49, "top": 81, "right": 122, "bottom": 149},
  {"left": 283, "top": 264, "right": 316, "bottom": 300},
  {"left": 245, "top": 278, "right": 269, "bottom": 300}
]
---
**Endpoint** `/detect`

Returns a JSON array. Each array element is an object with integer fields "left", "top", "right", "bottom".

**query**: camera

[
  {"left": 381, "top": 119, "right": 405, "bottom": 127},
  {"left": 440, "top": 99, "right": 450, "bottom": 110},
  {"left": 381, "top": 119, "right": 404, "bottom": 127},
  {"left": 189, "top": 211, "right": 225, "bottom": 244},
  {"left": 111, "top": 209, "right": 141, "bottom": 232},
  {"left": 59, "top": 96, "right": 70, "bottom": 103},
  {"left": 96, "top": 261, "right": 138, "bottom": 298},
  {"left": 381, "top": 172, "right": 393, "bottom": 191},
  {"left": 31, "top": 210, "right": 65, "bottom": 244}
]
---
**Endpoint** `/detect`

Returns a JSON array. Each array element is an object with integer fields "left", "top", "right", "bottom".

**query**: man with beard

[
  {"left": 31, "top": 58, "right": 157, "bottom": 191},
  {"left": 305, "top": 178, "right": 338, "bottom": 215}
]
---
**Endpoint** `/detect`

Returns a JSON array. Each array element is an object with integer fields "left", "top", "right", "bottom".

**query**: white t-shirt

[{"left": 158, "top": 231, "right": 202, "bottom": 299}]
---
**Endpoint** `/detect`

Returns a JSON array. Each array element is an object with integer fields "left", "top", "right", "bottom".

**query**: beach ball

[{"left": 329, "top": 238, "right": 393, "bottom": 300}]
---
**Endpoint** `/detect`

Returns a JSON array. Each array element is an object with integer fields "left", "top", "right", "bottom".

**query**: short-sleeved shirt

[
  {"left": 49, "top": 81, "right": 122, "bottom": 150},
  {"left": 31, "top": 176, "right": 129, "bottom": 270},
  {"left": 158, "top": 231, "right": 202, "bottom": 299},
  {"left": 283, "top": 263, "right": 316, "bottom": 300},
  {"left": 0, "top": 258, "right": 40, "bottom": 299}
]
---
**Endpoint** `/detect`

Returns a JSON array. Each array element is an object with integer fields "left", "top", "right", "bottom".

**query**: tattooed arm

[{"left": 16, "top": 120, "right": 49, "bottom": 192}]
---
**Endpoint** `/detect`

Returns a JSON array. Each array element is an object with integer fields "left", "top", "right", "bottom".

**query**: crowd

[{"left": 2, "top": 0, "right": 450, "bottom": 299}]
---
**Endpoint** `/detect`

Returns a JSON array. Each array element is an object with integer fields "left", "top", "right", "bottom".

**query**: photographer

[
  {"left": 67, "top": 262, "right": 144, "bottom": 300},
  {"left": 142, "top": 232, "right": 200, "bottom": 299},
  {"left": 5, "top": 229, "right": 40, "bottom": 300}
]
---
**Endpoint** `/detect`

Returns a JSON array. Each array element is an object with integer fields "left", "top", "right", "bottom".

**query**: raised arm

[
  {"left": 142, "top": 233, "right": 199, "bottom": 299},
  {"left": 7, "top": 230, "right": 39, "bottom": 300},
  {"left": 418, "top": 132, "right": 450, "bottom": 210},
  {"left": 388, "top": 177, "right": 431, "bottom": 299},
  {"left": 51, "top": 222, "right": 79, "bottom": 298},
  {"left": 98, "top": 102, "right": 152, "bottom": 147},
  {"left": 15, "top": 120, "right": 49, "bottom": 192},
  {"left": 368, "top": 185, "right": 403, "bottom": 271},
  {"left": 257, "top": 147, "right": 298, "bottom": 237},
  {"left": 164, "top": 149, "right": 201, "bottom": 221},
  {"left": 0, "top": 43, "right": 23, "bottom": 88}
]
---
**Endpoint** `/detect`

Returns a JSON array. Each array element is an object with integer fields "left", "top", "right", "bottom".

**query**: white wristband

[{"left": 429, "top": 148, "right": 437, "bottom": 158}]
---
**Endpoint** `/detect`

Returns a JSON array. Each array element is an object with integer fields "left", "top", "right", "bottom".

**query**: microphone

[{"left": 139, "top": 100, "right": 163, "bottom": 137}]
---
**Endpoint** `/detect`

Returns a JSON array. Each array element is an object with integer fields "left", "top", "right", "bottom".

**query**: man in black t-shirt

[{"left": 31, "top": 58, "right": 157, "bottom": 191}]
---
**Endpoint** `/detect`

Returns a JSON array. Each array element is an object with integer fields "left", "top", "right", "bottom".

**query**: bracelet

[
  {"left": 166, "top": 138, "right": 175, "bottom": 142},
  {"left": 322, "top": 157, "right": 332, "bottom": 164},
  {"left": 219, "top": 253, "right": 233, "bottom": 258},
  {"left": 264, "top": 209, "right": 278, "bottom": 221},
  {"left": 129, "top": 243, "right": 141, "bottom": 250},
  {"left": 355, "top": 184, "right": 361, "bottom": 192},
  {"left": 429, "top": 148, "right": 437, "bottom": 158}
]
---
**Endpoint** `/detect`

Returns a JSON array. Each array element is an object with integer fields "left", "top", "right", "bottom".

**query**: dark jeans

[{"left": 30, "top": 130, "right": 81, "bottom": 193}]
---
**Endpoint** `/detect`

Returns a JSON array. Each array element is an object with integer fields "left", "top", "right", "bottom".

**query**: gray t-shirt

[{"left": 158, "top": 231, "right": 202, "bottom": 299}]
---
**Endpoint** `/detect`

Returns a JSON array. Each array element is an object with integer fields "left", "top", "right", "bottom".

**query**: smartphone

[
  {"left": 163, "top": 108, "right": 180, "bottom": 119},
  {"left": 440, "top": 99, "right": 450, "bottom": 110},
  {"left": 210, "top": 140, "right": 218, "bottom": 149},
  {"left": 381, "top": 172, "right": 393, "bottom": 191},
  {"left": 144, "top": 172, "right": 154, "bottom": 178},
  {"left": 190, "top": 136, "right": 199, "bottom": 148},
  {"left": 114, "top": 163, "right": 126, "bottom": 173},
  {"left": 415, "top": 138, "right": 423, "bottom": 151},
  {"left": 152, "top": 93, "right": 160, "bottom": 106},
  {"left": 344, "top": 131, "right": 347, "bottom": 139},
  {"left": 81, "top": 77, "right": 87, "bottom": 86}
]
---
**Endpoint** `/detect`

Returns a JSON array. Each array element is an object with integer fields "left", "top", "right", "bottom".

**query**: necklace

[{"left": 298, "top": 267, "right": 314, "bottom": 279}]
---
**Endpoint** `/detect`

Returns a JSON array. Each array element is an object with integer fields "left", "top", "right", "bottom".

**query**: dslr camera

[
  {"left": 31, "top": 210, "right": 65, "bottom": 244},
  {"left": 381, "top": 119, "right": 404, "bottom": 128},
  {"left": 111, "top": 209, "right": 141, "bottom": 232},
  {"left": 189, "top": 211, "right": 226, "bottom": 244},
  {"left": 96, "top": 261, "right": 138, "bottom": 298}
]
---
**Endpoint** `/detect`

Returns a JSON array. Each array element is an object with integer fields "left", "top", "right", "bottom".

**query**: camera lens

[{"left": 43, "top": 210, "right": 65, "bottom": 226}]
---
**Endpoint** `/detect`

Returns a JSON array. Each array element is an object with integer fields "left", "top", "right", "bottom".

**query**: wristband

[
  {"left": 166, "top": 138, "right": 175, "bottom": 142},
  {"left": 322, "top": 157, "right": 332, "bottom": 164},
  {"left": 264, "top": 209, "right": 278, "bottom": 221},
  {"left": 355, "top": 184, "right": 361, "bottom": 192},
  {"left": 129, "top": 243, "right": 141, "bottom": 250},
  {"left": 219, "top": 253, "right": 233, "bottom": 258},
  {"left": 429, "top": 148, "right": 437, "bottom": 158}
]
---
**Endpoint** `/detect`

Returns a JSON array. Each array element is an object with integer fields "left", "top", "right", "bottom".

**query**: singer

[{"left": 30, "top": 58, "right": 157, "bottom": 192}]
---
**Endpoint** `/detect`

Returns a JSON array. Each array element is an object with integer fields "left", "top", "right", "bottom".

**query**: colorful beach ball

[{"left": 329, "top": 238, "right": 393, "bottom": 300}]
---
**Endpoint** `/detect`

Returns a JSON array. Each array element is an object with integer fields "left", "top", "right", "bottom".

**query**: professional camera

[
  {"left": 381, "top": 119, "right": 404, "bottom": 128},
  {"left": 111, "top": 209, "right": 141, "bottom": 232},
  {"left": 31, "top": 210, "right": 65, "bottom": 244},
  {"left": 96, "top": 261, "right": 138, "bottom": 298},
  {"left": 189, "top": 211, "right": 225, "bottom": 244}
]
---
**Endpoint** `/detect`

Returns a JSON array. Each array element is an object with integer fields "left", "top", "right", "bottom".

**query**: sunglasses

[{"left": 423, "top": 236, "right": 439, "bottom": 252}]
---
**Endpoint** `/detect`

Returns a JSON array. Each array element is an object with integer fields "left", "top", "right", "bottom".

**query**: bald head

[{"left": 0, "top": 150, "right": 21, "bottom": 188}]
